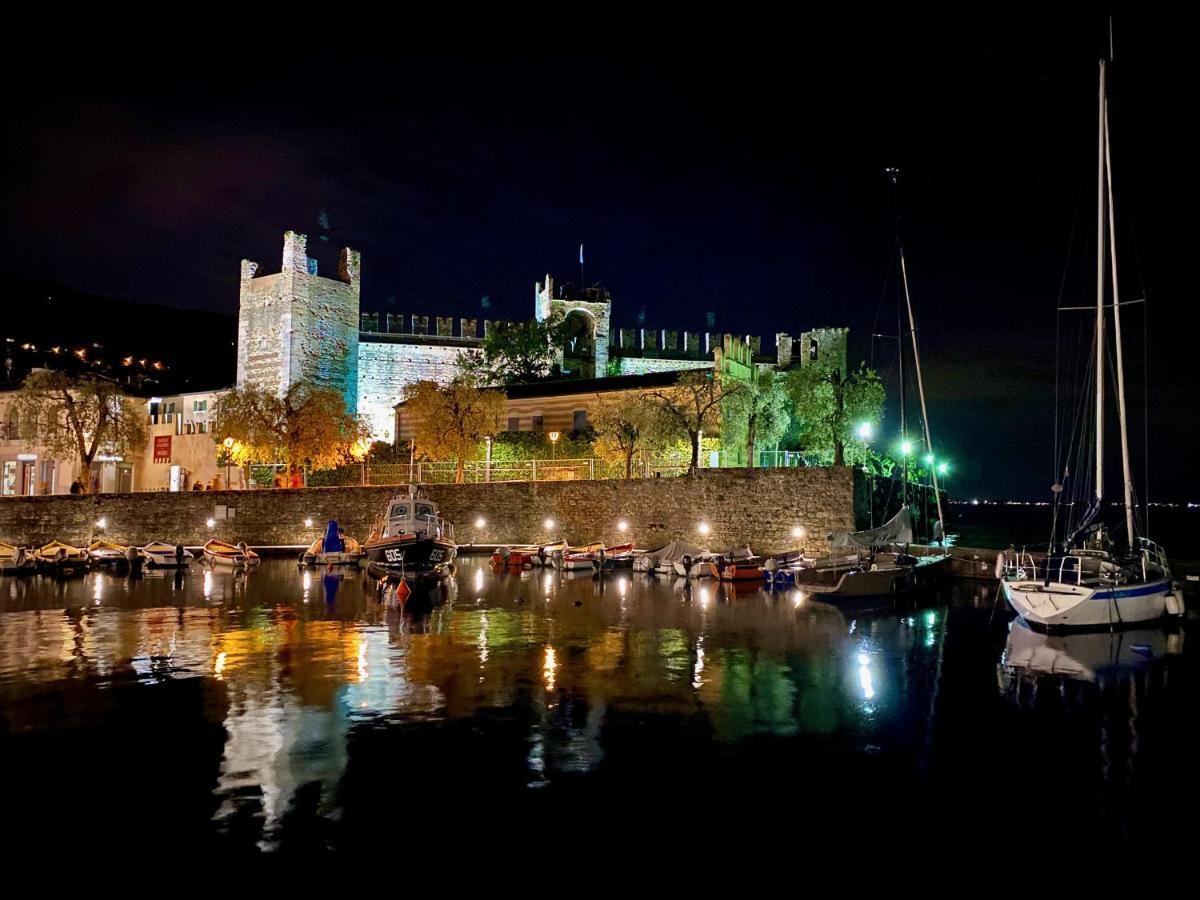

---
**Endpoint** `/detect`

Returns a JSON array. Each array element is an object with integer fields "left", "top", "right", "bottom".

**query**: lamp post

[
  {"left": 223, "top": 437, "right": 234, "bottom": 490},
  {"left": 485, "top": 435, "right": 493, "bottom": 483},
  {"left": 548, "top": 431, "right": 560, "bottom": 461}
]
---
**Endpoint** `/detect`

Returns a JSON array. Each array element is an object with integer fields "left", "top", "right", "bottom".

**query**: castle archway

[{"left": 560, "top": 308, "right": 597, "bottom": 379}]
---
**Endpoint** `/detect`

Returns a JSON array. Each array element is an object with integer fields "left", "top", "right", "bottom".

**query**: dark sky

[{"left": 2, "top": 14, "right": 1195, "bottom": 500}]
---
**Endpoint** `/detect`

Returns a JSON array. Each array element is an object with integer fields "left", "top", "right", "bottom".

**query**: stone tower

[
  {"left": 237, "top": 231, "right": 361, "bottom": 414},
  {"left": 799, "top": 326, "right": 849, "bottom": 375},
  {"left": 535, "top": 273, "right": 611, "bottom": 378}
]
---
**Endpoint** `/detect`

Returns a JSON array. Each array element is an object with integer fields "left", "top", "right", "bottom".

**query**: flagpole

[{"left": 579, "top": 243, "right": 585, "bottom": 291}]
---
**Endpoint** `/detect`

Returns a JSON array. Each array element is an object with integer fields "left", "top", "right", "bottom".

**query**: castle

[{"left": 237, "top": 231, "right": 849, "bottom": 442}]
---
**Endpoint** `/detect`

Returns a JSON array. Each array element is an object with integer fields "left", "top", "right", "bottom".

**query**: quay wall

[{"left": 0, "top": 467, "right": 858, "bottom": 556}]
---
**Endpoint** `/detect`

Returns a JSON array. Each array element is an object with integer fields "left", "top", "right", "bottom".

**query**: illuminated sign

[{"left": 153, "top": 435, "right": 172, "bottom": 463}]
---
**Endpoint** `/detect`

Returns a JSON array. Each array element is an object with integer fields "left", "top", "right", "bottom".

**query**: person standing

[{"left": 69, "top": 478, "right": 82, "bottom": 495}]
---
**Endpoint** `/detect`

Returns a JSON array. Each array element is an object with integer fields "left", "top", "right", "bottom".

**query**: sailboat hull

[{"left": 1003, "top": 576, "right": 1176, "bottom": 630}]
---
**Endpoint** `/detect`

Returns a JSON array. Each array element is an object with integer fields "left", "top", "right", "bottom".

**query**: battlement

[{"left": 241, "top": 230, "right": 361, "bottom": 287}]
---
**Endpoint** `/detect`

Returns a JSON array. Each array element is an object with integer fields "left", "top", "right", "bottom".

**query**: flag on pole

[{"left": 579, "top": 243, "right": 584, "bottom": 265}]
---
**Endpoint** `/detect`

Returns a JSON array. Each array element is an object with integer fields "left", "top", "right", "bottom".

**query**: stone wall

[
  {"left": 237, "top": 231, "right": 361, "bottom": 414},
  {"left": 613, "top": 357, "right": 714, "bottom": 377},
  {"left": 357, "top": 341, "right": 478, "bottom": 442},
  {"left": 0, "top": 467, "right": 857, "bottom": 556}
]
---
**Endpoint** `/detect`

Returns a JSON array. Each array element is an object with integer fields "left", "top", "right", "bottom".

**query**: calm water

[{"left": 1, "top": 558, "right": 1195, "bottom": 855}]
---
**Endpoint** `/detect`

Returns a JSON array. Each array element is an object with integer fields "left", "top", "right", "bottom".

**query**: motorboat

[
  {"left": 0, "top": 541, "right": 36, "bottom": 575},
  {"left": 87, "top": 539, "right": 141, "bottom": 571},
  {"left": 301, "top": 520, "right": 366, "bottom": 566},
  {"left": 141, "top": 541, "right": 194, "bottom": 568},
  {"left": 32, "top": 541, "right": 90, "bottom": 576},
  {"left": 203, "top": 539, "right": 261, "bottom": 568},
  {"left": 364, "top": 486, "right": 457, "bottom": 582}
]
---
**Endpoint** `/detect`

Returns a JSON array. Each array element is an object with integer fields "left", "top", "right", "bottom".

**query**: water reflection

[{"left": 0, "top": 559, "right": 1192, "bottom": 850}]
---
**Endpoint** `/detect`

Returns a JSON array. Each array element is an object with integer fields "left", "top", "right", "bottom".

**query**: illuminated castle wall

[{"left": 237, "top": 231, "right": 848, "bottom": 443}]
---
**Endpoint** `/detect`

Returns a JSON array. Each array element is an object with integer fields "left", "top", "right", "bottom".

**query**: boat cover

[
  {"left": 646, "top": 540, "right": 704, "bottom": 564},
  {"left": 831, "top": 505, "right": 914, "bottom": 550},
  {"left": 324, "top": 521, "right": 345, "bottom": 553}
]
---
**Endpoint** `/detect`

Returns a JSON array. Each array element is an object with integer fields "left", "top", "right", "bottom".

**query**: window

[
  {"left": 507, "top": 417, "right": 520, "bottom": 432},
  {"left": 809, "top": 337, "right": 819, "bottom": 360},
  {"left": 573, "top": 409, "right": 587, "bottom": 431},
  {"left": 193, "top": 399, "right": 207, "bottom": 412},
  {"left": 389, "top": 504, "right": 409, "bottom": 519},
  {"left": 531, "top": 415, "right": 544, "bottom": 430}
]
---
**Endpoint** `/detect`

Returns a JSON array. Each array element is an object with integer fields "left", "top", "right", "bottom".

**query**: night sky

[{"left": 2, "top": 14, "right": 1195, "bottom": 500}]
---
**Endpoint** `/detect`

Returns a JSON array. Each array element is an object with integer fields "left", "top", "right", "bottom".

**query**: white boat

[
  {"left": 673, "top": 552, "right": 722, "bottom": 579},
  {"left": 300, "top": 520, "right": 365, "bottom": 566},
  {"left": 999, "top": 618, "right": 1183, "bottom": 685},
  {"left": 203, "top": 539, "right": 261, "bottom": 568},
  {"left": 141, "top": 541, "right": 194, "bottom": 568},
  {"left": 1001, "top": 58, "right": 1183, "bottom": 630}
]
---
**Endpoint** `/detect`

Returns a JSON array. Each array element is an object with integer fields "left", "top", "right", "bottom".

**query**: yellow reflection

[
  {"left": 698, "top": 586, "right": 710, "bottom": 608},
  {"left": 203, "top": 569, "right": 213, "bottom": 600},
  {"left": 478, "top": 612, "right": 489, "bottom": 665},
  {"left": 302, "top": 571, "right": 312, "bottom": 602},
  {"left": 357, "top": 638, "right": 369, "bottom": 682},
  {"left": 791, "top": 590, "right": 808, "bottom": 609},
  {"left": 542, "top": 645, "right": 557, "bottom": 692},
  {"left": 692, "top": 637, "right": 705, "bottom": 689},
  {"left": 618, "top": 577, "right": 628, "bottom": 598},
  {"left": 474, "top": 567, "right": 485, "bottom": 592},
  {"left": 543, "top": 572, "right": 554, "bottom": 594},
  {"left": 93, "top": 578, "right": 103, "bottom": 603},
  {"left": 214, "top": 651, "right": 227, "bottom": 679}
]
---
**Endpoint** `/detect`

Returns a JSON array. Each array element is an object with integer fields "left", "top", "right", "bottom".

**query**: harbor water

[{"left": 1, "top": 557, "right": 1195, "bottom": 854}]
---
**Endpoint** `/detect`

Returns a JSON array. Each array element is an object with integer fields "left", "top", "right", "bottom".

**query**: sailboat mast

[
  {"left": 900, "top": 251, "right": 944, "bottom": 529},
  {"left": 1094, "top": 60, "right": 1107, "bottom": 504},
  {"left": 1105, "top": 108, "right": 1137, "bottom": 546}
]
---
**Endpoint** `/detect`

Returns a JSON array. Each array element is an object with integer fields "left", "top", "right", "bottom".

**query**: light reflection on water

[{"left": 0, "top": 559, "right": 1192, "bottom": 850}]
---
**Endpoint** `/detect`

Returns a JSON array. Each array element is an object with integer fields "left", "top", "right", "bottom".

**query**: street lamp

[
  {"left": 856, "top": 422, "right": 873, "bottom": 441},
  {"left": 548, "top": 431, "right": 560, "bottom": 460},
  {"left": 223, "top": 436, "right": 234, "bottom": 490}
]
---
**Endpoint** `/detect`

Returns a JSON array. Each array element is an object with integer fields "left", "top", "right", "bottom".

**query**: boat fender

[
  {"left": 993, "top": 553, "right": 1005, "bottom": 580},
  {"left": 1166, "top": 589, "right": 1185, "bottom": 617}
]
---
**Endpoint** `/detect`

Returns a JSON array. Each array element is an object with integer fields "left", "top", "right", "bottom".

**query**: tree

[
  {"left": 646, "top": 369, "right": 746, "bottom": 473},
  {"left": 15, "top": 370, "right": 147, "bottom": 490},
  {"left": 402, "top": 377, "right": 506, "bottom": 483},
  {"left": 460, "top": 318, "right": 564, "bottom": 386},
  {"left": 723, "top": 368, "right": 791, "bottom": 466},
  {"left": 212, "top": 382, "right": 367, "bottom": 477},
  {"left": 786, "top": 362, "right": 884, "bottom": 466},
  {"left": 591, "top": 392, "right": 671, "bottom": 479}
]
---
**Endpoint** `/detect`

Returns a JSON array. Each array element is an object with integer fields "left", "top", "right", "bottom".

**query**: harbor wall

[{"left": 0, "top": 467, "right": 858, "bottom": 555}]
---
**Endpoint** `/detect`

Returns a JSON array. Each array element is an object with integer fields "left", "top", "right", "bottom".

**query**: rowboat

[
  {"left": 32, "top": 541, "right": 90, "bottom": 576},
  {"left": 203, "top": 539, "right": 260, "bottom": 568},
  {"left": 141, "top": 541, "right": 194, "bottom": 568},
  {"left": 0, "top": 541, "right": 36, "bottom": 575},
  {"left": 301, "top": 520, "right": 366, "bottom": 566},
  {"left": 550, "top": 542, "right": 603, "bottom": 569},
  {"left": 87, "top": 539, "right": 140, "bottom": 570}
]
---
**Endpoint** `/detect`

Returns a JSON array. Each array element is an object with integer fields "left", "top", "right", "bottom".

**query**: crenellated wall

[
  {"left": 357, "top": 341, "right": 480, "bottom": 442},
  {"left": 0, "top": 467, "right": 858, "bottom": 557}
]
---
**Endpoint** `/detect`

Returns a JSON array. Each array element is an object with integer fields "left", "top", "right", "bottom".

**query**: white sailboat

[{"left": 1001, "top": 58, "right": 1185, "bottom": 629}]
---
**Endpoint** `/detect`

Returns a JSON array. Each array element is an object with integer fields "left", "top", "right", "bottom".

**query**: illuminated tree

[
  {"left": 212, "top": 382, "right": 367, "bottom": 477},
  {"left": 786, "top": 362, "right": 884, "bottom": 466},
  {"left": 722, "top": 368, "right": 791, "bottom": 466},
  {"left": 460, "top": 318, "right": 565, "bottom": 386},
  {"left": 646, "top": 369, "right": 746, "bottom": 473},
  {"left": 14, "top": 370, "right": 147, "bottom": 490},
  {"left": 402, "top": 377, "right": 506, "bottom": 483},
  {"left": 591, "top": 392, "right": 672, "bottom": 479}
]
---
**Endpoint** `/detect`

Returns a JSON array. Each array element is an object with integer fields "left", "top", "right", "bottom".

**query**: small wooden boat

[
  {"left": 719, "top": 560, "right": 767, "bottom": 582},
  {"left": 203, "top": 539, "right": 260, "bottom": 568},
  {"left": 32, "top": 541, "right": 90, "bottom": 576},
  {"left": 529, "top": 541, "right": 568, "bottom": 566},
  {"left": 673, "top": 552, "right": 723, "bottom": 579},
  {"left": 550, "top": 542, "right": 604, "bottom": 570},
  {"left": 490, "top": 545, "right": 541, "bottom": 568},
  {"left": 141, "top": 541, "right": 194, "bottom": 568},
  {"left": 87, "top": 539, "right": 141, "bottom": 570},
  {"left": 0, "top": 541, "right": 36, "bottom": 575},
  {"left": 301, "top": 520, "right": 366, "bottom": 566}
]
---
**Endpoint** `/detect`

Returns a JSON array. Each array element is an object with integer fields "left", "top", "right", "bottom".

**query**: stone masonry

[
  {"left": 237, "top": 231, "right": 361, "bottom": 414},
  {"left": 0, "top": 467, "right": 858, "bottom": 556}
]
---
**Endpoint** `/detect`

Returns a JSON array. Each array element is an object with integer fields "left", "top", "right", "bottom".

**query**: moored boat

[
  {"left": 33, "top": 541, "right": 90, "bottom": 576},
  {"left": 301, "top": 520, "right": 366, "bottom": 566},
  {"left": 1000, "top": 58, "right": 1183, "bottom": 630},
  {"left": 141, "top": 541, "right": 194, "bottom": 568},
  {"left": 203, "top": 539, "right": 261, "bottom": 568},
  {"left": 0, "top": 541, "right": 36, "bottom": 575},
  {"left": 363, "top": 486, "right": 457, "bottom": 582},
  {"left": 87, "top": 539, "right": 141, "bottom": 571}
]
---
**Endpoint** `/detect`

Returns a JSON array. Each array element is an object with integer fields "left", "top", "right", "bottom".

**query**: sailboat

[{"left": 1001, "top": 58, "right": 1185, "bottom": 630}]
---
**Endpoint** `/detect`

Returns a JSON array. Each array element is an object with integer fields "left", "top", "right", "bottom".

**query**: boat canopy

[
  {"left": 645, "top": 541, "right": 704, "bottom": 564},
  {"left": 831, "top": 505, "right": 914, "bottom": 551}
]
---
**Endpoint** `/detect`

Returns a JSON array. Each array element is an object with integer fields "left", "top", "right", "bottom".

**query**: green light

[
  {"left": 900, "top": 440, "right": 913, "bottom": 457},
  {"left": 856, "top": 422, "right": 873, "bottom": 440},
  {"left": 924, "top": 453, "right": 934, "bottom": 466},
  {"left": 938, "top": 461, "right": 950, "bottom": 475}
]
